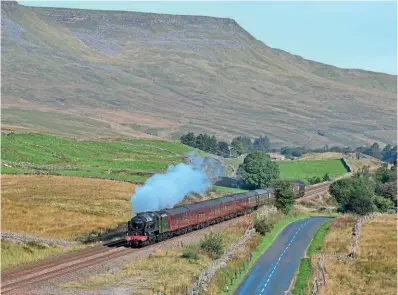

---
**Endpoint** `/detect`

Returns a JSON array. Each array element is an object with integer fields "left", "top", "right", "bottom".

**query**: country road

[{"left": 234, "top": 216, "right": 331, "bottom": 295}]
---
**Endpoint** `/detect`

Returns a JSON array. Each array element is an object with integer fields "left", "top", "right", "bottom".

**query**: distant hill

[{"left": 2, "top": 1, "right": 397, "bottom": 146}]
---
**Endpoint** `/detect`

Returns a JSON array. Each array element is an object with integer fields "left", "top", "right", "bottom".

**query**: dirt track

[{"left": 1, "top": 184, "right": 330, "bottom": 294}]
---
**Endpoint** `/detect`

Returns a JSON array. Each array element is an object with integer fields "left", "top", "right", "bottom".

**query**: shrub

[
  {"left": 326, "top": 196, "right": 339, "bottom": 206},
  {"left": 199, "top": 232, "right": 225, "bottom": 259},
  {"left": 308, "top": 176, "right": 322, "bottom": 184},
  {"left": 323, "top": 173, "right": 330, "bottom": 181},
  {"left": 254, "top": 215, "right": 277, "bottom": 235},
  {"left": 373, "top": 195, "right": 394, "bottom": 212},
  {"left": 181, "top": 249, "right": 199, "bottom": 261},
  {"left": 75, "top": 229, "right": 105, "bottom": 243}
]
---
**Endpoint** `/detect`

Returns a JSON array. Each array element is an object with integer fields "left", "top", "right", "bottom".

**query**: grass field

[
  {"left": 224, "top": 156, "right": 349, "bottom": 183},
  {"left": 299, "top": 152, "right": 383, "bottom": 173},
  {"left": 320, "top": 214, "right": 397, "bottom": 295},
  {"left": 1, "top": 133, "right": 197, "bottom": 182},
  {"left": 278, "top": 159, "right": 348, "bottom": 182},
  {"left": 1, "top": 174, "right": 135, "bottom": 238}
]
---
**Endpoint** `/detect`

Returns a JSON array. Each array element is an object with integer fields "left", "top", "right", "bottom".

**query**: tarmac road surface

[{"left": 234, "top": 216, "right": 331, "bottom": 295}]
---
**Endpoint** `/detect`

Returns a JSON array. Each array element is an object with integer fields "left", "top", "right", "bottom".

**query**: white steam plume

[{"left": 131, "top": 152, "right": 223, "bottom": 213}]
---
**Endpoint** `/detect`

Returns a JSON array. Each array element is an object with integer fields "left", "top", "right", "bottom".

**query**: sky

[{"left": 19, "top": 1, "right": 397, "bottom": 75}]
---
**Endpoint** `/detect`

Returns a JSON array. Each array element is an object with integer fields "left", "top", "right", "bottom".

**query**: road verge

[{"left": 290, "top": 218, "right": 334, "bottom": 295}]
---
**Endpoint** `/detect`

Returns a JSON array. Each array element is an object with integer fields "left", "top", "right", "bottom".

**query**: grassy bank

[
  {"left": 291, "top": 219, "right": 333, "bottom": 295},
  {"left": 1, "top": 240, "right": 85, "bottom": 270}
]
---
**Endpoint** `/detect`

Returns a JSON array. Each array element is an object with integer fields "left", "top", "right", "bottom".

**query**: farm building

[{"left": 267, "top": 153, "right": 285, "bottom": 161}]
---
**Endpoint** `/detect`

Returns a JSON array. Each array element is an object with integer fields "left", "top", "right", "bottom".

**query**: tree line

[
  {"left": 280, "top": 142, "right": 397, "bottom": 163},
  {"left": 330, "top": 162, "right": 397, "bottom": 215},
  {"left": 180, "top": 132, "right": 270, "bottom": 157},
  {"left": 180, "top": 132, "right": 397, "bottom": 163}
]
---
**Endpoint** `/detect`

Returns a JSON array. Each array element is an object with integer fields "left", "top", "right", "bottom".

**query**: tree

[
  {"left": 348, "top": 192, "right": 375, "bottom": 215},
  {"left": 209, "top": 135, "right": 218, "bottom": 154},
  {"left": 217, "top": 141, "right": 230, "bottom": 158},
  {"left": 308, "top": 176, "right": 322, "bottom": 184},
  {"left": 273, "top": 180, "right": 294, "bottom": 215},
  {"left": 375, "top": 164, "right": 395, "bottom": 184},
  {"left": 323, "top": 173, "right": 330, "bottom": 181},
  {"left": 382, "top": 145, "right": 397, "bottom": 163},
  {"left": 280, "top": 146, "right": 307, "bottom": 157},
  {"left": 370, "top": 142, "right": 381, "bottom": 159},
  {"left": 230, "top": 140, "right": 245, "bottom": 157},
  {"left": 180, "top": 132, "right": 196, "bottom": 147},
  {"left": 252, "top": 135, "right": 270, "bottom": 152},
  {"left": 231, "top": 136, "right": 252, "bottom": 154},
  {"left": 382, "top": 144, "right": 392, "bottom": 157},
  {"left": 238, "top": 151, "right": 280, "bottom": 189},
  {"left": 329, "top": 178, "right": 354, "bottom": 207},
  {"left": 329, "top": 176, "right": 375, "bottom": 215},
  {"left": 377, "top": 182, "right": 397, "bottom": 205},
  {"left": 195, "top": 133, "right": 211, "bottom": 152}
]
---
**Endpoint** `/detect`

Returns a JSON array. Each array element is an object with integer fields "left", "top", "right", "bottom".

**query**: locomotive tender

[{"left": 126, "top": 181, "right": 305, "bottom": 247}]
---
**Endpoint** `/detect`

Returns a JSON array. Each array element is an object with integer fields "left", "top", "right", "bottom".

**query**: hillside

[{"left": 2, "top": 1, "right": 397, "bottom": 146}]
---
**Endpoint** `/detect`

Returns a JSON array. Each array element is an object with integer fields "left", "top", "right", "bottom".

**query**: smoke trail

[{"left": 131, "top": 152, "right": 224, "bottom": 213}]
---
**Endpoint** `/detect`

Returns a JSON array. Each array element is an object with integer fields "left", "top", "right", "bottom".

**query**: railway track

[
  {"left": 1, "top": 183, "right": 330, "bottom": 294},
  {"left": 296, "top": 182, "right": 331, "bottom": 202},
  {"left": 1, "top": 244, "right": 134, "bottom": 294}
]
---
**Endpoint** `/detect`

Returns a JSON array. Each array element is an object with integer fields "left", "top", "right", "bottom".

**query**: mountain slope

[{"left": 2, "top": 1, "right": 396, "bottom": 146}]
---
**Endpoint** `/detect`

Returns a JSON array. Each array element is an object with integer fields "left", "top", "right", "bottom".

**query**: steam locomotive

[{"left": 125, "top": 181, "right": 305, "bottom": 247}]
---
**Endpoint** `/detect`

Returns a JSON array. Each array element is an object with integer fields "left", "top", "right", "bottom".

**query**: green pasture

[
  {"left": 277, "top": 159, "right": 348, "bottom": 183},
  {"left": 1, "top": 133, "right": 194, "bottom": 182}
]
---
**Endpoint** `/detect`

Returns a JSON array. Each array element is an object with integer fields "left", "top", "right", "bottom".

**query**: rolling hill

[{"left": 1, "top": 1, "right": 397, "bottom": 147}]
